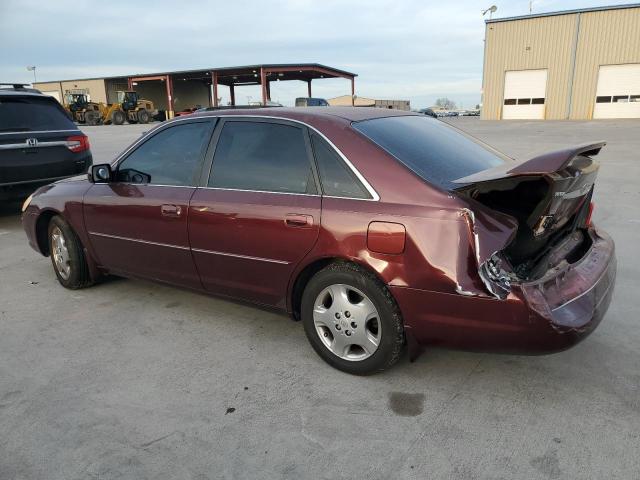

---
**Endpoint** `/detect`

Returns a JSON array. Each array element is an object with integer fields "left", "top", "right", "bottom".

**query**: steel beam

[
  {"left": 260, "top": 68, "right": 267, "bottom": 105},
  {"left": 351, "top": 78, "right": 355, "bottom": 106},
  {"left": 212, "top": 71, "right": 219, "bottom": 107},
  {"left": 166, "top": 75, "right": 174, "bottom": 119}
]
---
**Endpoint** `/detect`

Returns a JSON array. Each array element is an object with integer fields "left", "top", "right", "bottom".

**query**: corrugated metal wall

[
  {"left": 482, "top": 6, "right": 640, "bottom": 120},
  {"left": 482, "top": 14, "right": 576, "bottom": 120},
  {"left": 33, "top": 79, "right": 108, "bottom": 104},
  {"left": 570, "top": 8, "right": 640, "bottom": 119}
]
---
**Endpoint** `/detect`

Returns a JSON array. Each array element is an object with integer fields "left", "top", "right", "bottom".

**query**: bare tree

[{"left": 435, "top": 97, "right": 457, "bottom": 110}]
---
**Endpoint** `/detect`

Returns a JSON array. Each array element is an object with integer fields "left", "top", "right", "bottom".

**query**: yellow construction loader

[
  {"left": 98, "top": 91, "right": 156, "bottom": 125},
  {"left": 63, "top": 90, "right": 102, "bottom": 124},
  {"left": 64, "top": 91, "right": 157, "bottom": 125}
]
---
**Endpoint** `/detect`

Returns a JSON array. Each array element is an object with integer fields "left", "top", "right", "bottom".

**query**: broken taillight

[{"left": 585, "top": 202, "right": 595, "bottom": 227}]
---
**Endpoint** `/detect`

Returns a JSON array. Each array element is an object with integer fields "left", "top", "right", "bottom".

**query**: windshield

[
  {"left": 352, "top": 115, "right": 511, "bottom": 190},
  {"left": 0, "top": 96, "right": 76, "bottom": 132}
]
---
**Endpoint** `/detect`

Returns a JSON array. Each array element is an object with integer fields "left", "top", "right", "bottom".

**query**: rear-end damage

[
  {"left": 452, "top": 142, "right": 616, "bottom": 340},
  {"left": 455, "top": 142, "right": 608, "bottom": 294}
]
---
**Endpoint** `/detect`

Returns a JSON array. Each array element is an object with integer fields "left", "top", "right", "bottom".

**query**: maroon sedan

[{"left": 22, "top": 108, "right": 616, "bottom": 374}]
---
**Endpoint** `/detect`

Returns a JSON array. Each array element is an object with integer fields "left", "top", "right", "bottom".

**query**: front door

[
  {"left": 189, "top": 118, "right": 321, "bottom": 308},
  {"left": 84, "top": 118, "right": 215, "bottom": 289}
]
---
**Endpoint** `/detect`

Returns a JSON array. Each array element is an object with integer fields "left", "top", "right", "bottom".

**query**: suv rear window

[
  {"left": 352, "top": 116, "right": 509, "bottom": 190},
  {"left": 0, "top": 96, "right": 76, "bottom": 132}
]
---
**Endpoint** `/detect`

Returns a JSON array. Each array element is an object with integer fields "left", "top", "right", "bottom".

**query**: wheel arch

[
  {"left": 35, "top": 208, "right": 62, "bottom": 256},
  {"left": 288, "top": 256, "right": 392, "bottom": 321}
]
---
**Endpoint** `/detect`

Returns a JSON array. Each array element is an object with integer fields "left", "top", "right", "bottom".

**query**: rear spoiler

[{"left": 453, "top": 142, "right": 606, "bottom": 184}]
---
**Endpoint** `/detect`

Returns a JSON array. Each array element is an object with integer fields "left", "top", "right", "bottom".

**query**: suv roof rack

[
  {"left": 0, "top": 83, "right": 31, "bottom": 89},
  {"left": 0, "top": 83, "right": 42, "bottom": 95}
]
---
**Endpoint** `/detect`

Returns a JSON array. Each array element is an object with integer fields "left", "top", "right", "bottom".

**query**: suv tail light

[{"left": 66, "top": 135, "right": 90, "bottom": 153}]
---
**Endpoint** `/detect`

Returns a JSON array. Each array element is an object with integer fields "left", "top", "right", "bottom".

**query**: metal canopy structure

[
  {"left": 210, "top": 64, "right": 356, "bottom": 107},
  {"left": 121, "top": 63, "right": 356, "bottom": 117}
]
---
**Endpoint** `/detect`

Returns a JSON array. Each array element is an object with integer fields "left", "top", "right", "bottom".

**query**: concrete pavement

[{"left": 0, "top": 118, "right": 638, "bottom": 479}]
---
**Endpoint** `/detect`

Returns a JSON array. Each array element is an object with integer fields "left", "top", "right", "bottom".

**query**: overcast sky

[{"left": 0, "top": 0, "right": 633, "bottom": 108}]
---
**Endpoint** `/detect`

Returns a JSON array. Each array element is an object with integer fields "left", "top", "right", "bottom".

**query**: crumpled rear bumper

[
  {"left": 521, "top": 227, "right": 615, "bottom": 333},
  {"left": 392, "top": 227, "right": 616, "bottom": 354}
]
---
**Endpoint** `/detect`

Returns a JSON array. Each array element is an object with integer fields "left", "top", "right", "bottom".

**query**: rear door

[
  {"left": 188, "top": 117, "right": 321, "bottom": 308},
  {"left": 0, "top": 94, "right": 91, "bottom": 187},
  {"left": 84, "top": 118, "right": 215, "bottom": 288}
]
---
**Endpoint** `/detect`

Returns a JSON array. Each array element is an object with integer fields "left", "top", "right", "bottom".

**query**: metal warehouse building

[{"left": 482, "top": 3, "right": 640, "bottom": 120}]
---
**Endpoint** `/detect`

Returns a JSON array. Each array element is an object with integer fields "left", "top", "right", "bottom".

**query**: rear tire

[
  {"left": 137, "top": 108, "right": 150, "bottom": 124},
  {"left": 112, "top": 110, "right": 125, "bottom": 125},
  {"left": 85, "top": 110, "right": 100, "bottom": 126},
  {"left": 301, "top": 262, "right": 404, "bottom": 375},
  {"left": 48, "top": 216, "right": 94, "bottom": 289}
]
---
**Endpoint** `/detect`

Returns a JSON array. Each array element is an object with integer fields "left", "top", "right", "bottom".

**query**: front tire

[
  {"left": 48, "top": 216, "right": 94, "bottom": 289},
  {"left": 111, "top": 110, "right": 125, "bottom": 125},
  {"left": 301, "top": 262, "right": 404, "bottom": 375}
]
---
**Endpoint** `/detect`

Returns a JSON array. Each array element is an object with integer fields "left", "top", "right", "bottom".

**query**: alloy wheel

[
  {"left": 313, "top": 284, "right": 381, "bottom": 361},
  {"left": 51, "top": 226, "right": 71, "bottom": 280}
]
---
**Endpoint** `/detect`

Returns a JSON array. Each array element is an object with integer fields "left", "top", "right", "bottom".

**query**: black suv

[{"left": 0, "top": 84, "right": 92, "bottom": 201}]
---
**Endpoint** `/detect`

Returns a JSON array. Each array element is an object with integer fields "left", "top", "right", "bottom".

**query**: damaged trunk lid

[{"left": 454, "top": 142, "right": 605, "bottom": 296}]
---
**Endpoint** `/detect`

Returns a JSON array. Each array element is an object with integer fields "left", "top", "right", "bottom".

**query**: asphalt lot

[{"left": 1, "top": 117, "right": 639, "bottom": 479}]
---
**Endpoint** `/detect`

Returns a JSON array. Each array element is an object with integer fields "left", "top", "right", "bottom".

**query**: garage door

[
  {"left": 41, "top": 90, "right": 61, "bottom": 103},
  {"left": 593, "top": 64, "right": 640, "bottom": 119},
  {"left": 502, "top": 69, "right": 547, "bottom": 120}
]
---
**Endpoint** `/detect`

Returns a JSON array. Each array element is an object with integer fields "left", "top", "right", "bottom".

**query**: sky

[{"left": 0, "top": 0, "right": 634, "bottom": 108}]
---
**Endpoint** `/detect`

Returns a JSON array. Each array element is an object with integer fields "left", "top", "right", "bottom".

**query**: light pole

[
  {"left": 482, "top": 5, "right": 497, "bottom": 20},
  {"left": 26, "top": 65, "right": 37, "bottom": 83},
  {"left": 480, "top": 6, "right": 497, "bottom": 117}
]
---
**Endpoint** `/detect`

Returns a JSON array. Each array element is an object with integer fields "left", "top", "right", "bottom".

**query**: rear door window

[
  {"left": 116, "top": 121, "right": 212, "bottom": 186},
  {"left": 208, "top": 120, "right": 317, "bottom": 194},
  {"left": 352, "top": 115, "right": 509, "bottom": 190},
  {"left": 310, "top": 132, "right": 370, "bottom": 199},
  {"left": 0, "top": 96, "right": 76, "bottom": 132}
]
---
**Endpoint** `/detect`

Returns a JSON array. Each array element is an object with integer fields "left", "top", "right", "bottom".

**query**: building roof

[
  {"left": 486, "top": 2, "right": 640, "bottom": 23},
  {"left": 34, "top": 63, "right": 356, "bottom": 85}
]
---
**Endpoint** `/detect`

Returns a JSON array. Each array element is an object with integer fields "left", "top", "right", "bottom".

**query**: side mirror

[{"left": 89, "top": 163, "right": 112, "bottom": 183}]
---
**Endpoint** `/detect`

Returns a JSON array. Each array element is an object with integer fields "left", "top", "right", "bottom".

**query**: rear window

[
  {"left": 0, "top": 96, "right": 76, "bottom": 132},
  {"left": 352, "top": 116, "right": 509, "bottom": 190}
]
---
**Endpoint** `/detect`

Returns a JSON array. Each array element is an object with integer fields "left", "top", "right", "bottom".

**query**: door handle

[
  {"left": 161, "top": 204, "right": 182, "bottom": 217},
  {"left": 285, "top": 213, "right": 313, "bottom": 228}
]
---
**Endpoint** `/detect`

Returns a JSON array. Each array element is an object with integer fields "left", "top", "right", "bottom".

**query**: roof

[
  {"left": 486, "top": 2, "right": 640, "bottom": 23},
  {"left": 192, "top": 106, "right": 418, "bottom": 122},
  {"left": 35, "top": 63, "right": 356, "bottom": 85}
]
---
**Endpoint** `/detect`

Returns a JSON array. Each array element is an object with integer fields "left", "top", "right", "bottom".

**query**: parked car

[
  {"left": 175, "top": 105, "right": 204, "bottom": 117},
  {"left": 419, "top": 108, "right": 438, "bottom": 118},
  {"left": 295, "top": 97, "right": 329, "bottom": 107},
  {"left": 1, "top": 84, "right": 92, "bottom": 201},
  {"left": 22, "top": 108, "right": 616, "bottom": 374}
]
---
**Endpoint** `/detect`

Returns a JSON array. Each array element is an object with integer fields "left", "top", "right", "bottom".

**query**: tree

[{"left": 435, "top": 97, "right": 457, "bottom": 110}]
